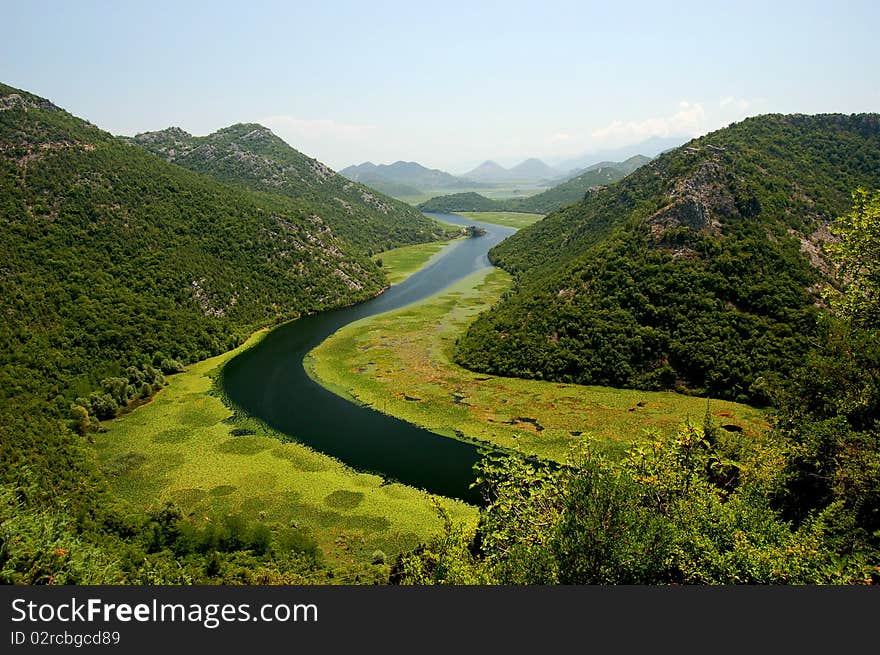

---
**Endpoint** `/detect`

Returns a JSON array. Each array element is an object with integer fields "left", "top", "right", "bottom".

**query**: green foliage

[
  {"left": 773, "top": 190, "right": 880, "bottom": 563},
  {"left": 398, "top": 187, "right": 880, "bottom": 586},
  {"left": 131, "top": 124, "right": 445, "bottom": 253},
  {"left": 825, "top": 188, "right": 880, "bottom": 327},
  {"left": 397, "top": 424, "right": 847, "bottom": 584},
  {"left": 456, "top": 114, "right": 880, "bottom": 404},
  {"left": 419, "top": 192, "right": 504, "bottom": 213}
]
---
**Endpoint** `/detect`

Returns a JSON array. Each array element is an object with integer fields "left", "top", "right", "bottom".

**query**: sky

[{"left": 2, "top": 0, "right": 878, "bottom": 173}]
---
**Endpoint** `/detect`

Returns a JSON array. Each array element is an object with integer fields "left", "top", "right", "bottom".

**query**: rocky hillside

[
  {"left": 454, "top": 114, "right": 880, "bottom": 403},
  {"left": 0, "top": 82, "right": 388, "bottom": 408},
  {"left": 131, "top": 125, "right": 444, "bottom": 253}
]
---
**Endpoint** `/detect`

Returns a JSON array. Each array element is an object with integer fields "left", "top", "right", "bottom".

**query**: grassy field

[
  {"left": 377, "top": 240, "right": 458, "bottom": 285},
  {"left": 456, "top": 211, "right": 544, "bottom": 229},
  {"left": 307, "top": 268, "right": 769, "bottom": 462},
  {"left": 95, "top": 329, "right": 477, "bottom": 573}
]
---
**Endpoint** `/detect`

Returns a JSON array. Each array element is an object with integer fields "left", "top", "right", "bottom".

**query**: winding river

[{"left": 221, "top": 214, "right": 516, "bottom": 504}]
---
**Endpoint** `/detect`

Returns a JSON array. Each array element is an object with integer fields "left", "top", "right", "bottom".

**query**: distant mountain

[
  {"left": 131, "top": 126, "right": 443, "bottom": 252},
  {"left": 461, "top": 160, "right": 510, "bottom": 182},
  {"left": 461, "top": 158, "right": 563, "bottom": 184},
  {"left": 340, "top": 160, "right": 465, "bottom": 193},
  {"left": 508, "top": 158, "right": 560, "bottom": 181},
  {"left": 340, "top": 171, "right": 422, "bottom": 198},
  {"left": 455, "top": 114, "right": 880, "bottom": 405},
  {"left": 419, "top": 155, "right": 651, "bottom": 215},
  {"left": 557, "top": 136, "right": 688, "bottom": 174}
]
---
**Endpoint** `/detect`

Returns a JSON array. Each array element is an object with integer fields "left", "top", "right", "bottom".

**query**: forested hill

[
  {"left": 131, "top": 125, "right": 444, "bottom": 253},
  {"left": 0, "top": 81, "right": 390, "bottom": 416},
  {"left": 509, "top": 155, "right": 649, "bottom": 214},
  {"left": 455, "top": 114, "right": 880, "bottom": 404}
]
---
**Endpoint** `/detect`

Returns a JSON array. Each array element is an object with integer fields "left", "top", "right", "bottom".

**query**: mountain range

[
  {"left": 555, "top": 135, "right": 689, "bottom": 173},
  {"left": 340, "top": 138, "right": 689, "bottom": 199},
  {"left": 339, "top": 160, "right": 472, "bottom": 197},
  {"left": 418, "top": 154, "right": 651, "bottom": 214},
  {"left": 460, "top": 158, "right": 562, "bottom": 183}
]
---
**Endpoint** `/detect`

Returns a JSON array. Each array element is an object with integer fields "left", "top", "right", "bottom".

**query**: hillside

[
  {"left": 418, "top": 155, "right": 650, "bottom": 214},
  {"left": 0, "top": 81, "right": 398, "bottom": 429},
  {"left": 131, "top": 128, "right": 444, "bottom": 253},
  {"left": 507, "top": 163, "right": 629, "bottom": 213},
  {"left": 455, "top": 114, "right": 880, "bottom": 404},
  {"left": 579, "top": 154, "right": 652, "bottom": 176},
  {"left": 339, "top": 160, "right": 467, "bottom": 195}
]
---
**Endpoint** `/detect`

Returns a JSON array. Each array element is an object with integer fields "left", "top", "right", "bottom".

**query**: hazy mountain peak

[{"left": 462, "top": 160, "right": 509, "bottom": 181}]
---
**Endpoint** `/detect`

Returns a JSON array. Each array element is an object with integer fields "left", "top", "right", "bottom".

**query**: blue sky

[{"left": 2, "top": 0, "right": 878, "bottom": 172}]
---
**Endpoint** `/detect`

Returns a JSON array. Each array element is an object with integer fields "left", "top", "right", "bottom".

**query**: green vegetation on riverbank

[
  {"left": 96, "top": 330, "right": 477, "bottom": 573},
  {"left": 456, "top": 212, "right": 544, "bottom": 229},
  {"left": 376, "top": 240, "right": 458, "bottom": 285},
  {"left": 307, "top": 267, "right": 767, "bottom": 463}
]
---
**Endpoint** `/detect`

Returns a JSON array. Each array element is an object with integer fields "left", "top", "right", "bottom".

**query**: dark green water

[{"left": 221, "top": 214, "right": 516, "bottom": 504}]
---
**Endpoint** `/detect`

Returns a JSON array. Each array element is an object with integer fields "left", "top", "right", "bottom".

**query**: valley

[{"left": 1, "top": 81, "right": 878, "bottom": 586}]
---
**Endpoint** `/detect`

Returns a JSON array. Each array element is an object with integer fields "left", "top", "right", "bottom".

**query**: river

[{"left": 221, "top": 213, "right": 516, "bottom": 504}]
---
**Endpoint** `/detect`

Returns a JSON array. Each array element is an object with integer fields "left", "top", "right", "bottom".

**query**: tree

[
  {"left": 826, "top": 188, "right": 880, "bottom": 328},
  {"left": 69, "top": 404, "right": 91, "bottom": 436}
]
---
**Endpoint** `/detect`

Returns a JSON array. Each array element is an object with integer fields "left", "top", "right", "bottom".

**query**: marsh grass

[
  {"left": 96, "top": 327, "right": 477, "bottom": 569},
  {"left": 456, "top": 211, "right": 545, "bottom": 229},
  {"left": 307, "top": 268, "right": 769, "bottom": 462},
  {"left": 377, "top": 239, "right": 459, "bottom": 285}
]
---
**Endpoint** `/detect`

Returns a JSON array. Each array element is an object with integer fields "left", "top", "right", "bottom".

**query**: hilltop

[
  {"left": 131, "top": 126, "right": 444, "bottom": 253},
  {"left": 454, "top": 113, "right": 880, "bottom": 404}
]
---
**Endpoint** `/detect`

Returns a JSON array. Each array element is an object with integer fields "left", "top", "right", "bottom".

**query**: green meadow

[
  {"left": 307, "top": 268, "right": 769, "bottom": 463},
  {"left": 377, "top": 239, "right": 458, "bottom": 285},
  {"left": 456, "top": 211, "right": 545, "bottom": 228},
  {"left": 95, "top": 329, "right": 477, "bottom": 572}
]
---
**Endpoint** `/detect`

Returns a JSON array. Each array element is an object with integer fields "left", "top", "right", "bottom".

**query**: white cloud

[
  {"left": 549, "top": 132, "right": 571, "bottom": 142},
  {"left": 720, "top": 96, "right": 751, "bottom": 113},
  {"left": 591, "top": 101, "right": 707, "bottom": 143}
]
